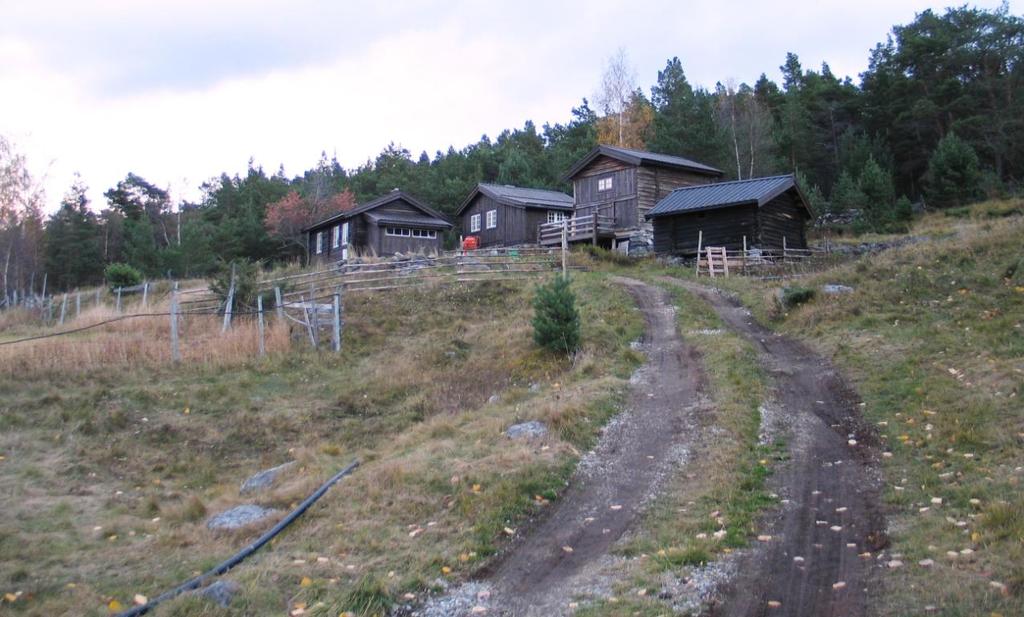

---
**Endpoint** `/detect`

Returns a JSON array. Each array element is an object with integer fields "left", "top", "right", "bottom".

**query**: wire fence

[{"left": 0, "top": 247, "right": 582, "bottom": 369}]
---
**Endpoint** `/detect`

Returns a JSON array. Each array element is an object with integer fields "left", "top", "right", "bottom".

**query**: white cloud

[{"left": 0, "top": 0, "right": 1018, "bottom": 212}]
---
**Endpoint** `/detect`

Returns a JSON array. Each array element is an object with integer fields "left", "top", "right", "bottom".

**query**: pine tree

[
  {"left": 532, "top": 275, "right": 580, "bottom": 355},
  {"left": 925, "top": 133, "right": 982, "bottom": 208},
  {"left": 44, "top": 178, "right": 104, "bottom": 289}
]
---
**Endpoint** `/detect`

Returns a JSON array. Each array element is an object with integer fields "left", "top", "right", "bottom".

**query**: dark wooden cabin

[
  {"left": 645, "top": 174, "right": 813, "bottom": 256},
  {"left": 305, "top": 190, "right": 452, "bottom": 261},
  {"left": 540, "top": 145, "right": 723, "bottom": 253},
  {"left": 455, "top": 183, "right": 573, "bottom": 247}
]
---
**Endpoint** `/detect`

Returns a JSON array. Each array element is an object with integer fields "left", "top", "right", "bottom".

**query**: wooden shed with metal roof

[
  {"left": 645, "top": 174, "right": 813, "bottom": 256},
  {"left": 305, "top": 190, "right": 453, "bottom": 261},
  {"left": 456, "top": 183, "right": 573, "bottom": 248}
]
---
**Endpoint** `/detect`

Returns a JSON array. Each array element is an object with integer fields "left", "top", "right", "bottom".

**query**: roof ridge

[{"left": 668, "top": 174, "right": 793, "bottom": 192}]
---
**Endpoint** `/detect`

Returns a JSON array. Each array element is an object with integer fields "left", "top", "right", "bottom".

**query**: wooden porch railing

[{"left": 537, "top": 214, "right": 616, "bottom": 246}]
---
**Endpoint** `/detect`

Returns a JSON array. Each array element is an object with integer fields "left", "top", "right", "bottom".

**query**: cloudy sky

[{"left": 1, "top": 0, "right": 1017, "bottom": 212}]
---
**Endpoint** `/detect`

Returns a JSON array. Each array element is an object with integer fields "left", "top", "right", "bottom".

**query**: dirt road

[
  {"left": 667, "top": 280, "right": 886, "bottom": 617},
  {"left": 454, "top": 277, "right": 711, "bottom": 616}
]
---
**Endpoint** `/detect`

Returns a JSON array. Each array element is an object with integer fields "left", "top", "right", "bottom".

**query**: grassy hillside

[
  {"left": 0, "top": 274, "right": 643, "bottom": 616},
  {"left": 703, "top": 199, "right": 1024, "bottom": 615}
]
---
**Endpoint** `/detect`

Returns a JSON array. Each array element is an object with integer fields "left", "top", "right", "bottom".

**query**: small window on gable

[
  {"left": 332, "top": 225, "right": 341, "bottom": 248},
  {"left": 485, "top": 209, "right": 497, "bottom": 229},
  {"left": 470, "top": 214, "right": 481, "bottom": 233},
  {"left": 315, "top": 231, "right": 324, "bottom": 254},
  {"left": 597, "top": 176, "right": 613, "bottom": 191}
]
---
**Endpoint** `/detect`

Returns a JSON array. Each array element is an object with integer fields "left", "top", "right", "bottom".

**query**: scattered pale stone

[
  {"left": 830, "top": 526, "right": 843, "bottom": 532},
  {"left": 846, "top": 543, "right": 857, "bottom": 548},
  {"left": 240, "top": 461, "right": 295, "bottom": 494},
  {"left": 471, "top": 607, "right": 488, "bottom": 614},
  {"left": 133, "top": 594, "right": 148, "bottom": 605},
  {"left": 918, "top": 559, "right": 934, "bottom": 567},
  {"left": 713, "top": 529, "right": 727, "bottom": 539},
  {"left": 969, "top": 498, "right": 981, "bottom": 505},
  {"left": 887, "top": 560, "right": 904, "bottom": 568},
  {"left": 609, "top": 504, "right": 623, "bottom": 511},
  {"left": 767, "top": 600, "right": 782, "bottom": 608},
  {"left": 835, "top": 507, "right": 848, "bottom": 513},
  {"left": 990, "top": 581, "right": 1008, "bottom": 594},
  {"left": 561, "top": 546, "right": 573, "bottom": 553},
  {"left": 695, "top": 533, "right": 707, "bottom": 539},
  {"left": 848, "top": 439, "right": 857, "bottom": 446},
  {"left": 946, "top": 551, "right": 960, "bottom": 559},
  {"left": 931, "top": 497, "right": 943, "bottom": 505},
  {"left": 757, "top": 535, "right": 772, "bottom": 542},
  {"left": 882, "top": 452, "right": 893, "bottom": 458},
  {"left": 832, "top": 581, "right": 847, "bottom": 590},
  {"left": 505, "top": 421, "right": 547, "bottom": 440},
  {"left": 206, "top": 505, "right": 278, "bottom": 530},
  {"left": 959, "top": 548, "right": 974, "bottom": 555},
  {"left": 793, "top": 556, "right": 804, "bottom": 563},
  {"left": 811, "top": 490, "right": 822, "bottom": 496}
]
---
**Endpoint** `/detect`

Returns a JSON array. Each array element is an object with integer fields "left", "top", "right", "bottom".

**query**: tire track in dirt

[
  {"left": 663, "top": 279, "right": 886, "bottom": 617},
  {"left": 417, "top": 278, "right": 712, "bottom": 616}
]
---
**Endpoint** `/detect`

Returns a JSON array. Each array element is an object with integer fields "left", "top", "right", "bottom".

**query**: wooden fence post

[
  {"left": 76, "top": 292, "right": 81, "bottom": 319},
  {"left": 695, "top": 230, "right": 703, "bottom": 277},
  {"left": 222, "top": 264, "right": 236, "bottom": 333},
  {"left": 274, "top": 287, "right": 284, "bottom": 321},
  {"left": 301, "top": 297, "right": 316, "bottom": 349},
  {"left": 257, "top": 294, "right": 266, "bottom": 357},
  {"left": 742, "top": 235, "right": 747, "bottom": 274},
  {"left": 40, "top": 273, "right": 46, "bottom": 304},
  {"left": 59, "top": 293, "right": 68, "bottom": 325},
  {"left": 561, "top": 221, "right": 568, "bottom": 277},
  {"left": 116, "top": 287, "right": 122, "bottom": 313},
  {"left": 331, "top": 290, "right": 341, "bottom": 353},
  {"left": 169, "top": 288, "right": 180, "bottom": 363},
  {"left": 141, "top": 282, "right": 148, "bottom": 308},
  {"left": 95, "top": 288, "right": 101, "bottom": 307}
]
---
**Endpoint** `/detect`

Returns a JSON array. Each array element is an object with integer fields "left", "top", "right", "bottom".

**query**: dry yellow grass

[{"left": 0, "top": 299, "right": 291, "bottom": 376}]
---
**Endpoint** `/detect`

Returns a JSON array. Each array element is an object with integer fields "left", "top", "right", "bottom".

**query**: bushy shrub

[
  {"left": 780, "top": 285, "right": 816, "bottom": 309},
  {"left": 532, "top": 275, "right": 581, "bottom": 354},
  {"left": 104, "top": 263, "right": 142, "bottom": 290}
]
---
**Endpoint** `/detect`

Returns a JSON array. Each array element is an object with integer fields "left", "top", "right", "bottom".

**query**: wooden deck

[{"left": 538, "top": 213, "right": 617, "bottom": 246}]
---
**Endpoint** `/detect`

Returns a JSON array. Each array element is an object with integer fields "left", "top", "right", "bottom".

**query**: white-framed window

[
  {"left": 470, "top": 213, "right": 481, "bottom": 233},
  {"left": 597, "top": 176, "right": 613, "bottom": 191},
  {"left": 315, "top": 231, "right": 324, "bottom": 254},
  {"left": 332, "top": 225, "right": 341, "bottom": 248},
  {"left": 485, "top": 209, "right": 497, "bottom": 229},
  {"left": 547, "top": 210, "right": 567, "bottom": 224},
  {"left": 385, "top": 227, "right": 437, "bottom": 239}
]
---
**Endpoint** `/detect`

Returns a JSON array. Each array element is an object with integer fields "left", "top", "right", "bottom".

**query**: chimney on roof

[{"left": 391, "top": 187, "right": 400, "bottom": 192}]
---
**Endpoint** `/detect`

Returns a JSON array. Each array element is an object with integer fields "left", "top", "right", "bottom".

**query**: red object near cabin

[{"left": 462, "top": 236, "right": 479, "bottom": 250}]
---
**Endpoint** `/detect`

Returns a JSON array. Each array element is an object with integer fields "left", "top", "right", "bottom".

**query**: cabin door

[{"left": 341, "top": 222, "right": 350, "bottom": 260}]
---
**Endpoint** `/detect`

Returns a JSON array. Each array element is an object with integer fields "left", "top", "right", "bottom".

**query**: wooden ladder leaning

[{"left": 704, "top": 246, "right": 729, "bottom": 278}]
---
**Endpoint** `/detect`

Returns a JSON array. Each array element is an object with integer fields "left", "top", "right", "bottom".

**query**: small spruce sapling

[{"left": 532, "top": 275, "right": 581, "bottom": 355}]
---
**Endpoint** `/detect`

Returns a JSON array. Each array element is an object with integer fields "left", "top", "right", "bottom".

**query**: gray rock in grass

[
  {"left": 240, "top": 461, "right": 295, "bottom": 495},
  {"left": 206, "top": 504, "right": 278, "bottom": 530},
  {"left": 506, "top": 421, "right": 548, "bottom": 440},
  {"left": 191, "top": 580, "right": 241, "bottom": 607}
]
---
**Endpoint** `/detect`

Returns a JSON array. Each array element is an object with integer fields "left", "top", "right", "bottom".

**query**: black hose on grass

[{"left": 116, "top": 460, "right": 360, "bottom": 617}]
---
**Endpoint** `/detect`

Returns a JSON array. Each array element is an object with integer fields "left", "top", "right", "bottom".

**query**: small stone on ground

[
  {"left": 505, "top": 421, "right": 548, "bottom": 439},
  {"left": 240, "top": 461, "right": 295, "bottom": 494},
  {"left": 207, "top": 504, "right": 278, "bottom": 530}
]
